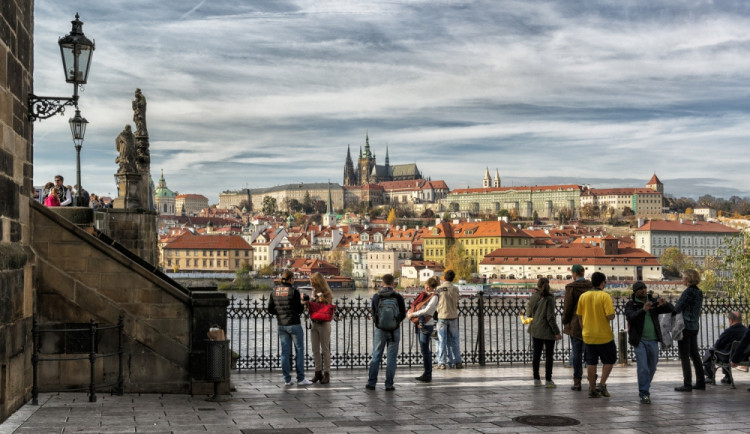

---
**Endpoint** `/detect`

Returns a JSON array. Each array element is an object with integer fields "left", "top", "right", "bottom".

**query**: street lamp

[
  {"left": 28, "top": 13, "right": 95, "bottom": 121},
  {"left": 69, "top": 109, "right": 88, "bottom": 205}
]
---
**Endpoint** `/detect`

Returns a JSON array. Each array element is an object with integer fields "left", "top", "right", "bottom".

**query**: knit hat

[
  {"left": 632, "top": 281, "right": 647, "bottom": 293},
  {"left": 571, "top": 264, "right": 584, "bottom": 274}
]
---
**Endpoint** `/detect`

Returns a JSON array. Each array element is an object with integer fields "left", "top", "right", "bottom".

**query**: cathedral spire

[
  {"left": 493, "top": 168, "right": 501, "bottom": 188},
  {"left": 483, "top": 167, "right": 491, "bottom": 188},
  {"left": 364, "top": 130, "right": 372, "bottom": 158},
  {"left": 385, "top": 145, "right": 390, "bottom": 166},
  {"left": 327, "top": 181, "right": 333, "bottom": 214}
]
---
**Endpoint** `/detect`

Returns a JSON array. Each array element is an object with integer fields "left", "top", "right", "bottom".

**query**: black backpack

[{"left": 376, "top": 295, "right": 400, "bottom": 331}]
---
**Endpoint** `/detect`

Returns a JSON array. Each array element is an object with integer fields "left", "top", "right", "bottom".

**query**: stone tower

[
  {"left": 343, "top": 145, "right": 356, "bottom": 186},
  {"left": 357, "top": 131, "right": 376, "bottom": 185},
  {"left": 483, "top": 167, "right": 491, "bottom": 188},
  {"left": 646, "top": 173, "right": 663, "bottom": 194}
]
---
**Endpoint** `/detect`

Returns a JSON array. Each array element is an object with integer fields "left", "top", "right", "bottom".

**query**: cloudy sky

[{"left": 32, "top": 0, "right": 750, "bottom": 203}]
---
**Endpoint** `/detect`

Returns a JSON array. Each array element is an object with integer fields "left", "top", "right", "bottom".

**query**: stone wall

[
  {"left": 0, "top": 0, "right": 34, "bottom": 423},
  {"left": 32, "top": 201, "right": 208, "bottom": 393},
  {"left": 94, "top": 209, "right": 159, "bottom": 266}
]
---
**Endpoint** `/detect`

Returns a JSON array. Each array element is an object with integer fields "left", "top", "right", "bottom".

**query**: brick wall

[{"left": 0, "top": 0, "right": 34, "bottom": 423}]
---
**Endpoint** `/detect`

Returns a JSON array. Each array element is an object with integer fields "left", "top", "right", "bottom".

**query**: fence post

[
  {"left": 32, "top": 316, "right": 39, "bottom": 405},
  {"left": 117, "top": 314, "right": 124, "bottom": 395},
  {"left": 89, "top": 319, "right": 97, "bottom": 403},
  {"left": 617, "top": 329, "right": 629, "bottom": 366},
  {"left": 477, "top": 291, "right": 486, "bottom": 366}
]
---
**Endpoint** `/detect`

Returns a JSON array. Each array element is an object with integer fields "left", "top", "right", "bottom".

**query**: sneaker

[
  {"left": 284, "top": 381, "right": 294, "bottom": 386},
  {"left": 365, "top": 384, "right": 376, "bottom": 390},
  {"left": 297, "top": 379, "right": 313, "bottom": 386},
  {"left": 597, "top": 384, "right": 610, "bottom": 397},
  {"left": 454, "top": 363, "right": 464, "bottom": 369},
  {"left": 640, "top": 395, "right": 651, "bottom": 405},
  {"left": 588, "top": 389, "right": 602, "bottom": 398},
  {"left": 534, "top": 379, "right": 543, "bottom": 387},
  {"left": 545, "top": 381, "right": 556, "bottom": 389},
  {"left": 437, "top": 364, "right": 447, "bottom": 370}
]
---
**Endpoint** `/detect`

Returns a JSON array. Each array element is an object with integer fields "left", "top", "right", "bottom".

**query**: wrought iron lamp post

[
  {"left": 28, "top": 13, "right": 95, "bottom": 121},
  {"left": 28, "top": 13, "right": 95, "bottom": 206},
  {"left": 69, "top": 110, "right": 88, "bottom": 205}
]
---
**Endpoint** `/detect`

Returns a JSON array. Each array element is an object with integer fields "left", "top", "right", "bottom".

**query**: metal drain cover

[{"left": 513, "top": 415, "right": 580, "bottom": 427}]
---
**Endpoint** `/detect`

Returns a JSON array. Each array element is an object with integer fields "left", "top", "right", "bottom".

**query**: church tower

[
  {"left": 483, "top": 167, "right": 491, "bottom": 188},
  {"left": 343, "top": 145, "right": 356, "bottom": 186},
  {"left": 493, "top": 168, "right": 501, "bottom": 188},
  {"left": 323, "top": 181, "right": 337, "bottom": 227},
  {"left": 646, "top": 173, "right": 663, "bottom": 194},
  {"left": 357, "top": 131, "right": 376, "bottom": 185}
]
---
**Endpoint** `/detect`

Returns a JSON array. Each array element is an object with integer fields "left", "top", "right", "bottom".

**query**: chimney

[
  {"left": 692, "top": 220, "right": 697, "bottom": 225},
  {"left": 435, "top": 217, "right": 441, "bottom": 226},
  {"left": 680, "top": 218, "right": 684, "bottom": 224}
]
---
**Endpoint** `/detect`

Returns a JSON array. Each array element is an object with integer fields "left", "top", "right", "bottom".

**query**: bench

[{"left": 712, "top": 340, "right": 750, "bottom": 389}]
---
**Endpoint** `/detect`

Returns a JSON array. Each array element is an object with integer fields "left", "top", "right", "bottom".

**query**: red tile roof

[
  {"left": 451, "top": 184, "right": 582, "bottom": 195},
  {"left": 583, "top": 188, "right": 660, "bottom": 196},
  {"left": 647, "top": 174, "right": 662, "bottom": 185},
  {"left": 164, "top": 234, "right": 252, "bottom": 250},
  {"left": 425, "top": 220, "right": 531, "bottom": 239},
  {"left": 636, "top": 220, "right": 739, "bottom": 233},
  {"left": 481, "top": 245, "right": 659, "bottom": 266}
]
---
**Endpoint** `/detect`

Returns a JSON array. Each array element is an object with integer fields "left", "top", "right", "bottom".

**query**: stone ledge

[{"left": 47, "top": 207, "right": 93, "bottom": 225}]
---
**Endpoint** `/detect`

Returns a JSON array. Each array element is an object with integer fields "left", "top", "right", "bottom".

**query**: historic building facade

[
  {"left": 634, "top": 219, "right": 740, "bottom": 267},
  {"left": 445, "top": 184, "right": 583, "bottom": 218},
  {"left": 218, "top": 188, "right": 251, "bottom": 210},
  {"left": 580, "top": 174, "right": 664, "bottom": 217}
]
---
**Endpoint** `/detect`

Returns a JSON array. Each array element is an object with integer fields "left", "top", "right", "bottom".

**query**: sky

[{"left": 31, "top": 0, "right": 750, "bottom": 203}]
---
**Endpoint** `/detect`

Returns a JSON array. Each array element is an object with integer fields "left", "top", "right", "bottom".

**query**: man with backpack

[{"left": 366, "top": 274, "right": 406, "bottom": 391}]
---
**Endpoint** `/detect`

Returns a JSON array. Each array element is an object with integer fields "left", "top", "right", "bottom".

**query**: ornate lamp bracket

[{"left": 27, "top": 94, "right": 78, "bottom": 122}]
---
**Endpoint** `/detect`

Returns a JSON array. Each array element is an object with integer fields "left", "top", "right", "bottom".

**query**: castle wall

[{"left": 0, "top": 0, "right": 35, "bottom": 422}]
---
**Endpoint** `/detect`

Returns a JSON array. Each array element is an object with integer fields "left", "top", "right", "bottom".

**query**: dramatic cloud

[{"left": 32, "top": 0, "right": 750, "bottom": 201}]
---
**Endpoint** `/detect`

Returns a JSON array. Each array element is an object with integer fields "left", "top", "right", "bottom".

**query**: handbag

[
  {"left": 308, "top": 301, "right": 335, "bottom": 322},
  {"left": 409, "top": 293, "right": 436, "bottom": 324},
  {"left": 671, "top": 312, "right": 685, "bottom": 342}
]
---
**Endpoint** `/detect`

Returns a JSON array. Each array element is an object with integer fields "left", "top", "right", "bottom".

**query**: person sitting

[{"left": 704, "top": 311, "right": 747, "bottom": 384}]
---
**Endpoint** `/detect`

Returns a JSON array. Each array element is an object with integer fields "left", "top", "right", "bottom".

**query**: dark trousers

[
  {"left": 678, "top": 329, "right": 705, "bottom": 386},
  {"left": 532, "top": 337, "right": 555, "bottom": 381},
  {"left": 702, "top": 349, "right": 730, "bottom": 379}
]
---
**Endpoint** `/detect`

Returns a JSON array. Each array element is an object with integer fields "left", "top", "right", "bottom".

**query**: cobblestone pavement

[{"left": 2, "top": 361, "right": 749, "bottom": 433}]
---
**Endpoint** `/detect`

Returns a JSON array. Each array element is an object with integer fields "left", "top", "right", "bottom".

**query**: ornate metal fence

[{"left": 227, "top": 294, "right": 750, "bottom": 372}]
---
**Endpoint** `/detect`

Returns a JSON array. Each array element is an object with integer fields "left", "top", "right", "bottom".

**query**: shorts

[{"left": 584, "top": 340, "right": 617, "bottom": 365}]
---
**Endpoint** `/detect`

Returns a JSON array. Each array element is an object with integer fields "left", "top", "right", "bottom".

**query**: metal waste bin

[{"left": 205, "top": 339, "right": 229, "bottom": 382}]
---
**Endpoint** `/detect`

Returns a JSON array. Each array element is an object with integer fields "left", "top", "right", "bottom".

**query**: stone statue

[
  {"left": 115, "top": 125, "right": 137, "bottom": 174},
  {"left": 132, "top": 88, "right": 148, "bottom": 137}
]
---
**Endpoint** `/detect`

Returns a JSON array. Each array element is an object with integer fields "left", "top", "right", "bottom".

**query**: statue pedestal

[{"left": 113, "top": 172, "right": 143, "bottom": 210}]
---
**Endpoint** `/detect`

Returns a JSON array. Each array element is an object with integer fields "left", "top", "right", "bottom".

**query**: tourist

[
  {"left": 673, "top": 269, "right": 705, "bottom": 392},
  {"left": 53, "top": 175, "right": 72, "bottom": 206},
  {"left": 526, "top": 277, "right": 562, "bottom": 388},
  {"left": 74, "top": 184, "right": 90, "bottom": 206},
  {"left": 624, "top": 281, "right": 674, "bottom": 404},
  {"left": 562, "top": 264, "right": 591, "bottom": 391},
  {"left": 267, "top": 270, "right": 313, "bottom": 386},
  {"left": 41, "top": 181, "right": 54, "bottom": 202},
  {"left": 90, "top": 194, "right": 103, "bottom": 210},
  {"left": 436, "top": 269, "right": 462, "bottom": 369},
  {"left": 703, "top": 311, "right": 746, "bottom": 385},
  {"left": 44, "top": 188, "right": 60, "bottom": 207},
  {"left": 407, "top": 276, "right": 440, "bottom": 382},
  {"left": 308, "top": 272, "right": 334, "bottom": 385},
  {"left": 576, "top": 271, "right": 616, "bottom": 398},
  {"left": 366, "top": 274, "right": 406, "bottom": 391}
]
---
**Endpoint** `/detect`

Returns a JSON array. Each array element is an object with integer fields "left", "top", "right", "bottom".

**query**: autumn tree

[
  {"left": 420, "top": 208, "right": 435, "bottom": 219},
  {"left": 445, "top": 243, "right": 473, "bottom": 281},
  {"left": 721, "top": 233, "right": 750, "bottom": 299},
  {"left": 262, "top": 196, "right": 277, "bottom": 215},
  {"left": 302, "top": 191, "right": 314, "bottom": 214},
  {"left": 660, "top": 247, "right": 694, "bottom": 277},
  {"left": 387, "top": 208, "right": 398, "bottom": 226}
]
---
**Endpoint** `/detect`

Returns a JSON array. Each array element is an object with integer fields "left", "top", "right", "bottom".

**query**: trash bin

[{"left": 205, "top": 339, "right": 229, "bottom": 382}]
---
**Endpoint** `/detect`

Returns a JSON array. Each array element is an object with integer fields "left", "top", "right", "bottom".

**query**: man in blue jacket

[{"left": 704, "top": 311, "right": 747, "bottom": 384}]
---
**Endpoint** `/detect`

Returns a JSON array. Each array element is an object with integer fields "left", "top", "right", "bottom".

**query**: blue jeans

[
  {"left": 417, "top": 324, "right": 434, "bottom": 379},
  {"left": 279, "top": 324, "right": 305, "bottom": 383},
  {"left": 635, "top": 339, "right": 659, "bottom": 397},
  {"left": 368, "top": 327, "right": 401, "bottom": 388},
  {"left": 570, "top": 337, "right": 584, "bottom": 380},
  {"left": 437, "top": 319, "right": 461, "bottom": 365}
]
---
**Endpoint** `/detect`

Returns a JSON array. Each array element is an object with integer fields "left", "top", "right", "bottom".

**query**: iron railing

[
  {"left": 227, "top": 294, "right": 750, "bottom": 372},
  {"left": 32, "top": 316, "right": 125, "bottom": 403}
]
